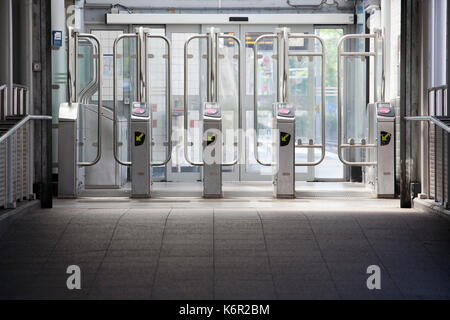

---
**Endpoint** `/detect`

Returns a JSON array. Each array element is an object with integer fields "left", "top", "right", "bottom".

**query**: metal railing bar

[
  {"left": 427, "top": 85, "right": 447, "bottom": 92},
  {"left": 290, "top": 33, "right": 326, "bottom": 167},
  {"left": 218, "top": 33, "right": 242, "bottom": 167},
  {"left": 78, "top": 38, "right": 98, "bottom": 104},
  {"left": 1, "top": 85, "right": 8, "bottom": 119},
  {"left": 253, "top": 34, "right": 277, "bottom": 167},
  {"left": 0, "top": 115, "right": 52, "bottom": 144},
  {"left": 76, "top": 33, "right": 103, "bottom": 167},
  {"left": 340, "top": 52, "right": 376, "bottom": 57},
  {"left": 184, "top": 34, "right": 208, "bottom": 167},
  {"left": 113, "top": 33, "right": 135, "bottom": 167},
  {"left": 146, "top": 34, "right": 173, "bottom": 167},
  {"left": 405, "top": 116, "right": 450, "bottom": 134}
]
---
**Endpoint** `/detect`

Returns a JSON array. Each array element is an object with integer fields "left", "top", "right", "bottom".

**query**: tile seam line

[
  {"left": 31, "top": 214, "right": 77, "bottom": 292},
  {"left": 400, "top": 212, "right": 450, "bottom": 280},
  {"left": 88, "top": 208, "right": 131, "bottom": 297},
  {"left": 149, "top": 207, "right": 173, "bottom": 300},
  {"left": 302, "top": 211, "right": 341, "bottom": 300},
  {"left": 352, "top": 213, "right": 406, "bottom": 299},
  {"left": 255, "top": 208, "right": 279, "bottom": 300}
]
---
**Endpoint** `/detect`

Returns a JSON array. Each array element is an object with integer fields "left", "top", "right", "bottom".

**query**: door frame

[
  {"left": 312, "top": 25, "right": 348, "bottom": 182},
  {"left": 85, "top": 22, "right": 351, "bottom": 183}
]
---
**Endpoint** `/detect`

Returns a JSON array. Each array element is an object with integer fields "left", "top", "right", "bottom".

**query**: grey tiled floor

[{"left": 1, "top": 184, "right": 450, "bottom": 300}]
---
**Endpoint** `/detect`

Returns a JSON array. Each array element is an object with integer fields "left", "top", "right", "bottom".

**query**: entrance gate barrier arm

[
  {"left": 253, "top": 34, "right": 277, "bottom": 167},
  {"left": 146, "top": 34, "right": 173, "bottom": 167},
  {"left": 337, "top": 33, "right": 381, "bottom": 167},
  {"left": 184, "top": 32, "right": 242, "bottom": 167},
  {"left": 253, "top": 32, "right": 327, "bottom": 167},
  {"left": 67, "top": 27, "right": 103, "bottom": 167},
  {"left": 76, "top": 32, "right": 103, "bottom": 167},
  {"left": 78, "top": 37, "right": 98, "bottom": 104},
  {"left": 218, "top": 34, "right": 242, "bottom": 167},
  {"left": 289, "top": 33, "right": 326, "bottom": 167},
  {"left": 184, "top": 34, "right": 208, "bottom": 167},
  {"left": 113, "top": 33, "right": 136, "bottom": 167},
  {"left": 113, "top": 32, "right": 173, "bottom": 167}
]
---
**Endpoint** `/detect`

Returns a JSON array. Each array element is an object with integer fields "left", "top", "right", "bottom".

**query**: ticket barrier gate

[
  {"left": 253, "top": 28, "right": 326, "bottom": 199},
  {"left": 58, "top": 27, "right": 103, "bottom": 198},
  {"left": 337, "top": 33, "right": 395, "bottom": 198},
  {"left": 375, "top": 102, "right": 395, "bottom": 197},
  {"left": 113, "top": 28, "right": 172, "bottom": 198},
  {"left": 184, "top": 28, "right": 242, "bottom": 198},
  {"left": 130, "top": 102, "right": 152, "bottom": 197},
  {"left": 272, "top": 103, "right": 296, "bottom": 198}
]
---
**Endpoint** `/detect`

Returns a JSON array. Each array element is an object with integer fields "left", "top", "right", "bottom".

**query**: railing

[
  {"left": 0, "top": 85, "right": 7, "bottom": 119},
  {"left": 13, "top": 84, "right": 30, "bottom": 116},
  {"left": 406, "top": 85, "right": 449, "bottom": 209},
  {"left": 0, "top": 84, "right": 30, "bottom": 120},
  {"left": 0, "top": 84, "right": 51, "bottom": 209}
]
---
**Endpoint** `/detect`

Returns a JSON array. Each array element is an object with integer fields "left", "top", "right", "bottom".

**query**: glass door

[
  {"left": 166, "top": 25, "right": 203, "bottom": 182},
  {"left": 240, "top": 25, "right": 279, "bottom": 181},
  {"left": 314, "top": 27, "right": 345, "bottom": 180}
]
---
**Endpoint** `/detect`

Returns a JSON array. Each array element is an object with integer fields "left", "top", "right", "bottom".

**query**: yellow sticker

[
  {"left": 136, "top": 133, "right": 145, "bottom": 142},
  {"left": 281, "top": 133, "right": 291, "bottom": 142}
]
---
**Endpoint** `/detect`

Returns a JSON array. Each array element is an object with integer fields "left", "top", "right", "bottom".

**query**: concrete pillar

[
  {"left": 400, "top": 0, "right": 421, "bottom": 208},
  {"left": 0, "top": 0, "right": 13, "bottom": 115},
  {"left": 32, "top": 0, "right": 53, "bottom": 208}
]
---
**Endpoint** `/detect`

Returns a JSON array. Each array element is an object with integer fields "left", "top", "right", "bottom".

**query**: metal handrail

[
  {"left": 337, "top": 33, "right": 381, "bottom": 167},
  {"left": 428, "top": 85, "right": 448, "bottom": 92},
  {"left": 0, "top": 115, "right": 52, "bottom": 144},
  {"left": 406, "top": 85, "right": 449, "bottom": 206},
  {"left": 76, "top": 33, "right": 103, "bottom": 167},
  {"left": 147, "top": 34, "right": 173, "bottom": 167},
  {"left": 12, "top": 84, "right": 29, "bottom": 89},
  {"left": 1, "top": 114, "right": 52, "bottom": 209},
  {"left": 405, "top": 116, "right": 450, "bottom": 134},
  {"left": 67, "top": 27, "right": 75, "bottom": 104},
  {"left": 184, "top": 34, "right": 208, "bottom": 167},
  {"left": 137, "top": 28, "right": 146, "bottom": 103}
]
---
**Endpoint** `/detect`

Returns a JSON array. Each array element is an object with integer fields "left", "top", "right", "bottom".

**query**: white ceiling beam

[{"left": 106, "top": 13, "right": 355, "bottom": 25}]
